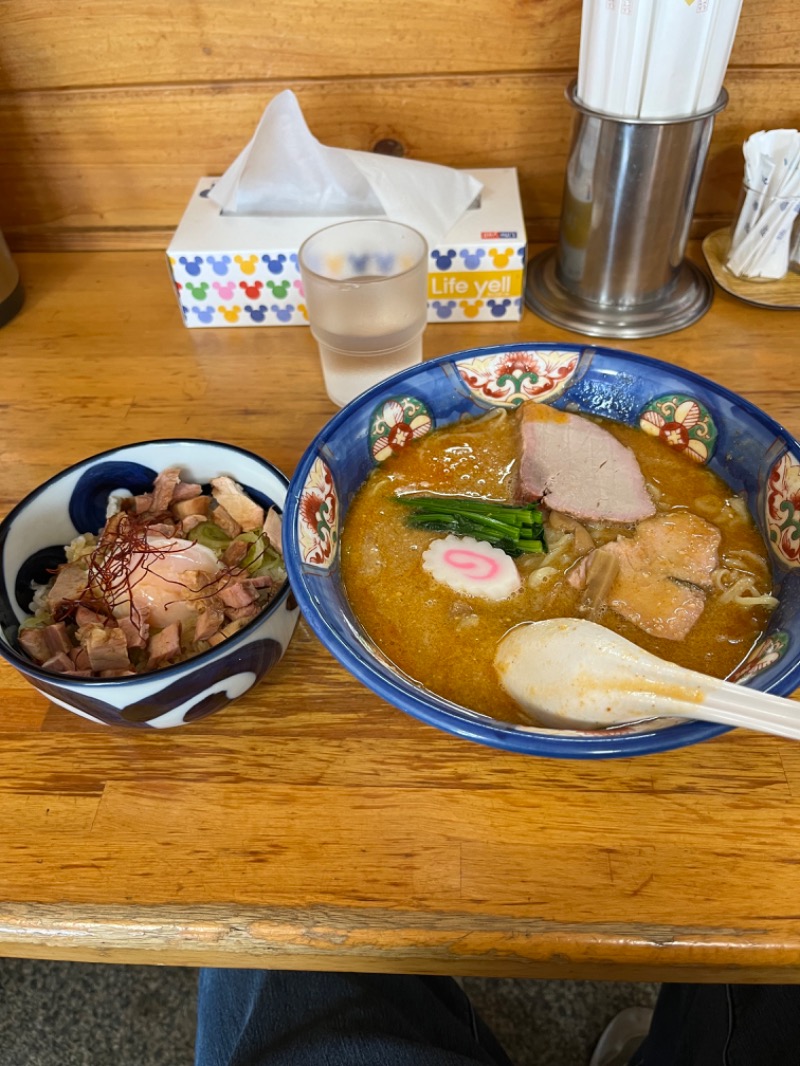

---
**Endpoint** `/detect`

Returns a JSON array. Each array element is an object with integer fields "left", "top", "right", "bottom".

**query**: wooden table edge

[{"left": 2, "top": 903, "right": 799, "bottom": 982}]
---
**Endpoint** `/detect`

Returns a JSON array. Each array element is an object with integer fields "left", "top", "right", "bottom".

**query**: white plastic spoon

[{"left": 494, "top": 617, "right": 800, "bottom": 738}]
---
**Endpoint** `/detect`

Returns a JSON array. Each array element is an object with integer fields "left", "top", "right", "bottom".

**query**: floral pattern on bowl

[
  {"left": 296, "top": 456, "right": 339, "bottom": 571},
  {"left": 369, "top": 397, "right": 434, "bottom": 463},
  {"left": 766, "top": 452, "right": 800, "bottom": 566},
  {"left": 728, "top": 631, "right": 791, "bottom": 684},
  {"left": 454, "top": 348, "right": 581, "bottom": 408},
  {"left": 639, "top": 394, "right": 718, "bottom": 463}
]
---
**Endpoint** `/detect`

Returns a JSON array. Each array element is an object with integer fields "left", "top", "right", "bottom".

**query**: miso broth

[{"left": 340, "top": 406, "right": 775, "bottom": 726}]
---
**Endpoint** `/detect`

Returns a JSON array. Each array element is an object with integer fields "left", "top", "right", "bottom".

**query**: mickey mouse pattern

[
  {"left": 169, "top": 243, "right": 526, "bottom": 327},
  {"left": 169, "top": 250, "right": 308, "bottom": 327}
]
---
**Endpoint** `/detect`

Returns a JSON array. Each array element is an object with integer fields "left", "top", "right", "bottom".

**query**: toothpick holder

[{"left": 526, "top": 83, "right": 728, "bottom": 338}]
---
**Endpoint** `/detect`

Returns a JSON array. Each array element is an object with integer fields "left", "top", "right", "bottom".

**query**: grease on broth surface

[{"left": 340, "top": 407, "right": 774, "bottom": 726}]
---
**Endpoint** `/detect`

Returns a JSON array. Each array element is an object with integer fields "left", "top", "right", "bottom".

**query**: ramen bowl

[
  {"left": 0, "top": 439, "right": 299, "bottom": 729},
  {"left": 285, "top": 343, "right": 800, "bottom": 759}
]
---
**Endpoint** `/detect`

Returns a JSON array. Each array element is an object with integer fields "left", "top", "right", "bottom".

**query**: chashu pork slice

[
  {"left": 568, "top": 510, "right": 722, "bottom": 641},
  {"left": 516, "top": 403, "right": 655, "bottom": 523}
]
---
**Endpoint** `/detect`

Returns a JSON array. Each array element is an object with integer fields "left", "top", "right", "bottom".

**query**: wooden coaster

[{"left": 702, "top": 228, "right": 800, "bottom": 310}]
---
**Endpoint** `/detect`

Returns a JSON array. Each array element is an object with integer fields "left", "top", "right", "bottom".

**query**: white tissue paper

[
  {"left": 208, "top": 90, "right": 482, "bottom": 248},
  {"left": 726, "top": 129, "right": 800, "bottom": 280}
]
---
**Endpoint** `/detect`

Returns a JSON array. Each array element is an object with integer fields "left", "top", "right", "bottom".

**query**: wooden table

[{"left": 1, "top": 248, "right": 799, "bottom": 982}]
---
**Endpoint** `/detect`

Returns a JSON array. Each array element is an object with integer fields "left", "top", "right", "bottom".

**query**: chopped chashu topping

[{"left": 211, "top": 476, "right": 265, "bottom": 532}]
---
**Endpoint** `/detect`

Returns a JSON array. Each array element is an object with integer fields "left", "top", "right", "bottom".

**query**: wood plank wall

[{"left": 0, "top": 0, "right": 797, "bottom": 251}]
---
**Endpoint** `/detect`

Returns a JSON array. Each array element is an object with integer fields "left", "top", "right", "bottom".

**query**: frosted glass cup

[{"left": 298, "top": 220, "right": 428, "bottom": 407}]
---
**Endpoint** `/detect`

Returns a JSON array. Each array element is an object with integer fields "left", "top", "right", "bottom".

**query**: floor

[{"left": 0, "top": 957, "right": 659, "bottom": 1066}]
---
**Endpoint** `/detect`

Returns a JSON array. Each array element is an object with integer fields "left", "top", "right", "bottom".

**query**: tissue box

[{"left": 166, "top": 168, "right": 526, "bottom": 328}]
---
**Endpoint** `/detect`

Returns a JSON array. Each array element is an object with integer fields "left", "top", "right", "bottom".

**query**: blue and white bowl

[
  {"left": 0, "top": 439, "right": 299, "bottom": 728},
  {"left": 285, "top": 343, "right": 800, "bottom": 759}
]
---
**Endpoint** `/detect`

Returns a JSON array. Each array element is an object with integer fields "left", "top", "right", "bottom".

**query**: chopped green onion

[
  {"left": 395, "top": 495, "right": 546, "bottom": 557},
  {"left": 186, "top": 520, "right": 232, "bottom": 552},
  {"left": 188, "top": 524, "right": 285, "bottom": 577},
  {"left": 232, "top": 531, "right": 285, "bottom": 577}
]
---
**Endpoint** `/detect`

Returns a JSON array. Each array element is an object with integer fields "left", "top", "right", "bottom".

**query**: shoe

[{"left": 589, "top": 1006, "right": 654, "bottom": 1066}]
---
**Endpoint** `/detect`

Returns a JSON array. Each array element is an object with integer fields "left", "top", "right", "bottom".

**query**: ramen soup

[{"left": 340, "top": 403, "right": 777, "bottom": 727}]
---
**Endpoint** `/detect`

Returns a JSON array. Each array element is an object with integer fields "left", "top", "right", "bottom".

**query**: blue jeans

[
  {"left": 195, "top": 970, "right": 514, "bottom": 1066},
  {"left": 195, "top": 969, "right": 799, "bottom": 1066}
]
